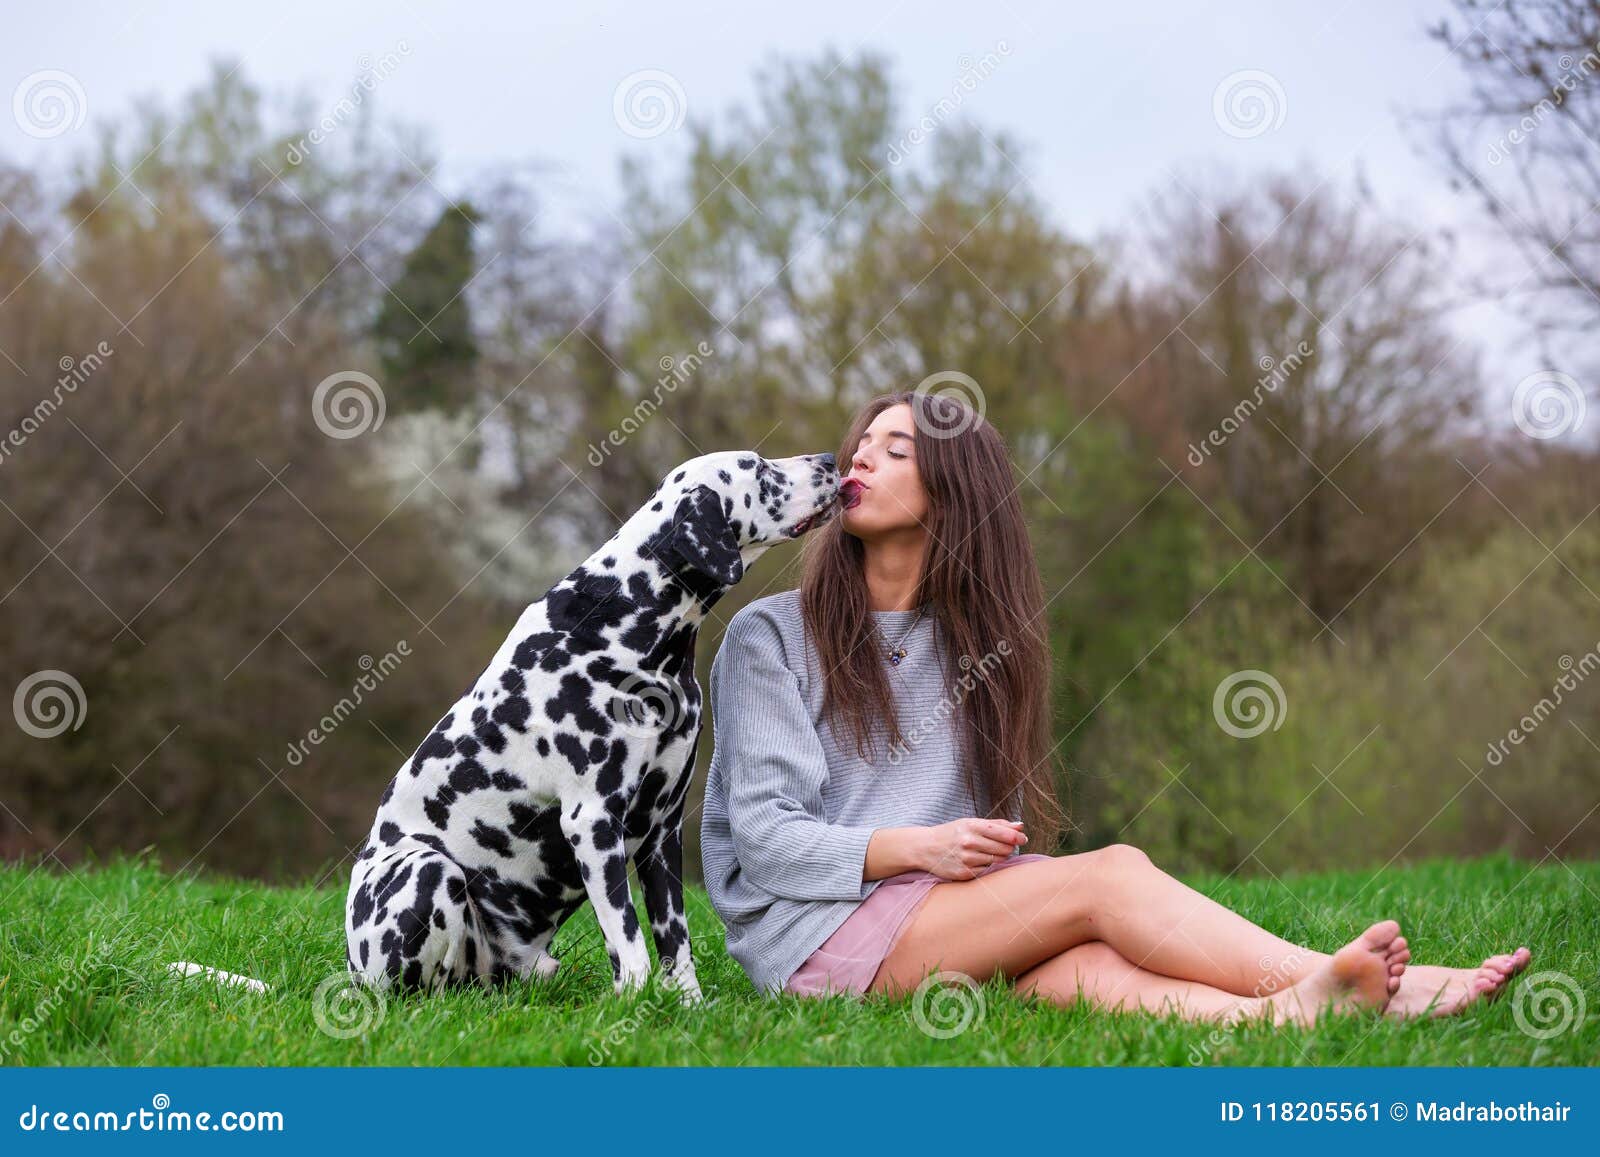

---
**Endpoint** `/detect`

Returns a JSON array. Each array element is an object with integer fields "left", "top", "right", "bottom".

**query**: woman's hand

[{"left": 917, "top": 818, "right": 1027, "bottom": 880}]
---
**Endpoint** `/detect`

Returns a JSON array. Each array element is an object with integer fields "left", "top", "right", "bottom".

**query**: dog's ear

[{"left": 667, "top": 485, "right": 744, "bottom": 587}]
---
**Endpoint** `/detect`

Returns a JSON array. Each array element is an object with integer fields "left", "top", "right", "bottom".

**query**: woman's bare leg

[
  {"left": 871, "top": 844, "right": 1327, "bottom": 997},
  {"left": 868, "top": 843, "right": 1529, "bottom": 1020},
  {"left": 935, "top": 928, "right": 1405, "bottom": 1026},
  {"left": 1011, "top": 939, "right": 1265, "bottom": 1022}
]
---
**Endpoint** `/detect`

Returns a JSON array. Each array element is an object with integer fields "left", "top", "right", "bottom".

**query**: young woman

[{"left": 699, "top": 390, "right": 1531, "bottom": 1023}]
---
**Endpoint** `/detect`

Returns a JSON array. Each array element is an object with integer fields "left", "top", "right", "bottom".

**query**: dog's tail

[{"left": 167, "top": 961, "right": 271, "bottom": 992}]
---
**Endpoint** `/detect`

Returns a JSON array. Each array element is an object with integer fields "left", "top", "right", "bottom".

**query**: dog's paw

[
  {"left": 532, "top": 953, "right": 561, "bottom": 980},
  {"left": 663, "top": 969, "right": 704, "bottom": 1005},
  {"left": 675, "top": 982, "right": 705, "bottom": 1007},
  {"left": 612, "top": 970, "right": 652, "bottom": 997}
]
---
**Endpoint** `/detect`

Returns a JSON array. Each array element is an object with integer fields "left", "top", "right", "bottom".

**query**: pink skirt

[{"left": 782, "top": 852, "right": 1055, "bottom": 997}]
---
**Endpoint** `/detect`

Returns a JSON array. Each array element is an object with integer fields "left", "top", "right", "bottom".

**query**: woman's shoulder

[
  {"left": 724, "top": 588, "right": 803, "bottom": 643},
  {"left": 719, "top": 590, "right": 809, "bottom": 673}
]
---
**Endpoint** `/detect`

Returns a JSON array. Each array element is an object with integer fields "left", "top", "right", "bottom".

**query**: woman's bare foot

[
  {"left": 1260, "top": 921, "right": 1407, "bottom": 1026},
  {"left": 1385, "top": 946, "right": 1533, "bottom": 1018}
]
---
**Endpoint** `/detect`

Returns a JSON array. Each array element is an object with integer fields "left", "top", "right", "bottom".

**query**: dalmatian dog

[{"left": 345, "top": 450, "right": 840, "bottom": 1001}]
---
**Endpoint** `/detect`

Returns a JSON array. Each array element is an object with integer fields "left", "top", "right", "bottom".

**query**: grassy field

[{"left": 1, "top": 853, "right": 1595, "bottom": 1066}]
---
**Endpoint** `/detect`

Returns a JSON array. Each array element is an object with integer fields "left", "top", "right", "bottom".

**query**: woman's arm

[
  {"left": 713, "top": 611, "right": 884, "bottom": 902},
  {"left": 863, "top": 827, "right": 929, "bottom": 879},
  {"left": 868, "top": 819, "right": 1029, "bottom": 881}
]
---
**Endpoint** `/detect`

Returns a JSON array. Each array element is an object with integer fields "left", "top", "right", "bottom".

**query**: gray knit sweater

[{"left": 700, "top": 588, "right": 1018, "bottom": 995}]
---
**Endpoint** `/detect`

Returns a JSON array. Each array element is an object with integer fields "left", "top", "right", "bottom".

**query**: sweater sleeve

[{"left": 712, "top": 608, "right": 878, "bottom": 903}]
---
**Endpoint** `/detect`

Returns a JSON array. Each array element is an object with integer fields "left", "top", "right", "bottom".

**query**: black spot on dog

[
  {"left": 555, "top": 733, "right": 589, "bottom": 776},
  {"left": 350, "top": 883, "right": 375, "bottom": 928},
  {"left": 410, "top": 728, "right": 455, "bottom": 776},
  {"left": 448, "top": 760, "right": 491, "bottom": 794},
  {"left": 544, "top": 671, "right": 608, "bottom": 733},
  {"left": 471, "top": 819, "right": 513, "bottom": 859},
  {"left": 493, "top": 693, "right": 531, "bottom": 733},
  {"left": 511, "top": 631, "right": 561, "bottom": 670}
]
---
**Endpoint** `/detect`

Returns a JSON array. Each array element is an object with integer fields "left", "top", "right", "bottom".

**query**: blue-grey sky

[{"left": 1, "top": 1, "right": 1540, "bottom": 399}]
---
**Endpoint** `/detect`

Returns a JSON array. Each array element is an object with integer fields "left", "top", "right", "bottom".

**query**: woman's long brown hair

[{"left": 798, "top": 390, "right": 1070, "bottom": 851}]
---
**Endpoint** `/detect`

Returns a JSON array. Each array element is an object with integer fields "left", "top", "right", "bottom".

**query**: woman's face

[{"left": 842, "top": 403, "right": 929, "bottom": 538}]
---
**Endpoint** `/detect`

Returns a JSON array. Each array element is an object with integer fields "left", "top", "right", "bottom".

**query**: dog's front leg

[
  {"left": 560, "top": 798, "right": 652, "bottom": 994},
  {"left": 635, "top": 817, "right": 702, "bottom": 1004}
]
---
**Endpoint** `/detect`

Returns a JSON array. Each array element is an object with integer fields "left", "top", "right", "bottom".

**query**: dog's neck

[{"left": 546, "top": 534, "right": 721, "bottom": 671}]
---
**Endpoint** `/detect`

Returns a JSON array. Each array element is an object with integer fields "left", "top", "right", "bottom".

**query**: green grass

[{"left": 1, "top": 853, "right": 1595, "bottom": 1066}]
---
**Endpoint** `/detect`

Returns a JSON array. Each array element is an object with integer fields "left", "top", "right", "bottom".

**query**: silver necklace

[{"left": 882, "top": 605, "right": 928, "bottom": 667}]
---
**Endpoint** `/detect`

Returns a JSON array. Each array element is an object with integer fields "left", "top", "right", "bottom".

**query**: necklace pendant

[{"left": 888, "top": 647, "right": 906, "bottom": 665}]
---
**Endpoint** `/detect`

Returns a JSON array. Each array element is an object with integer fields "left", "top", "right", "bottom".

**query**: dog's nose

[{"left": 816, "top": 453, "right": 836, "bottom": 469}]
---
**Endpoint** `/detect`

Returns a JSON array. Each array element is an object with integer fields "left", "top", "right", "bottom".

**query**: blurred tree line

[{"left": 1, "top": 34, "right": 1596, "bottom": 883}]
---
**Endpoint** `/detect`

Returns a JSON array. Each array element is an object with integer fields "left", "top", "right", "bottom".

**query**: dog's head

[{"left": 638, "top": 450, "right": 840, "bottom": 592}]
